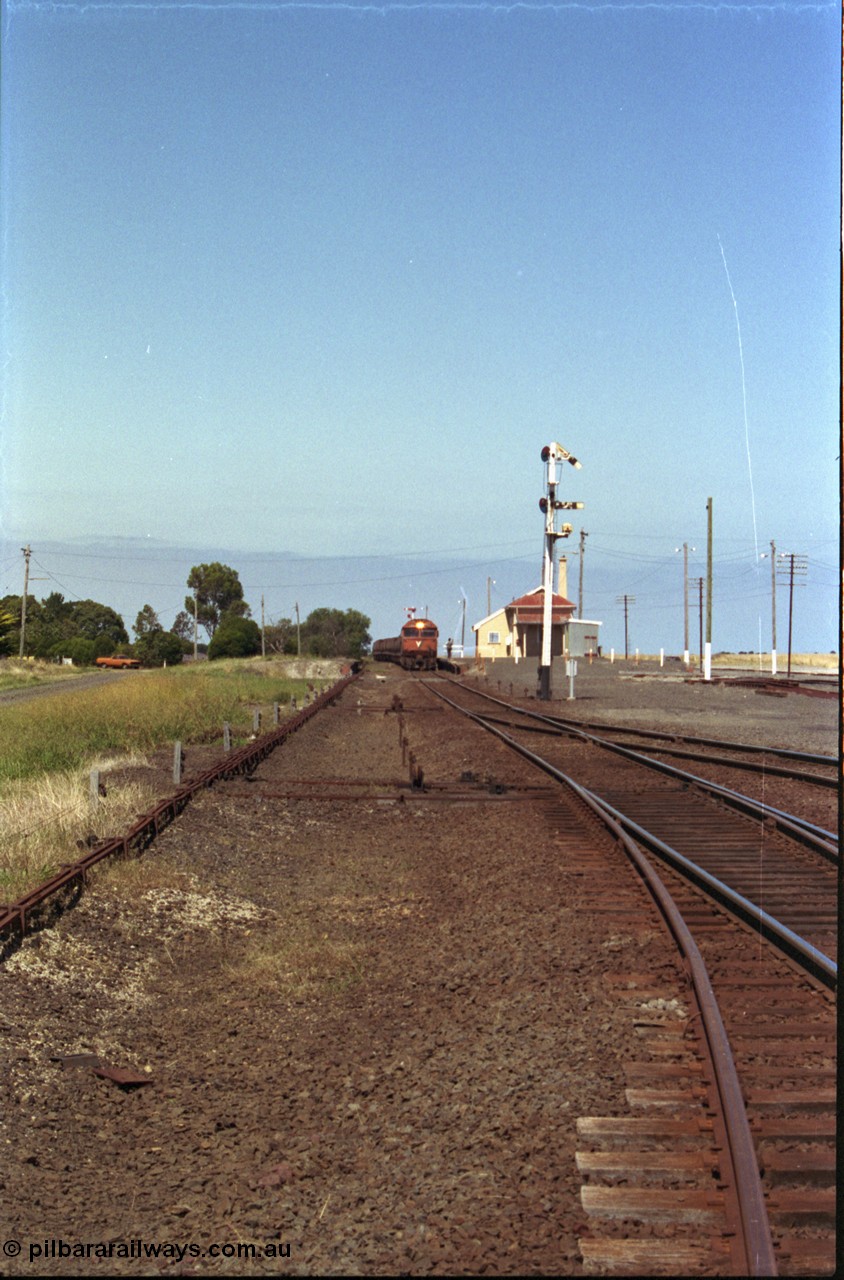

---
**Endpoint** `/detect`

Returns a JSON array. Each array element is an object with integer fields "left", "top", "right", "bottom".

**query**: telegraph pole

[
  {"left": 615, "top": 594, "right": 635, "bottom": 660},
  {"left": 691, "top": 576, "right": 705, "bottom": 672},
  {"left": 675, "top": 543, "right": 695, "bottom": 666},
  {"left": 261, "top": 594, "right": 266, "bottom": 659},
  {"left": 704, "top": 497, "right": 713, "bottom": 681},
  {"left": 193, "top": 590, "right": 198, "bottom": 661},
  {"left": 578, "top": 529, "right": 588, "bottom": 617},
  {"left": 538, "top": 442, "right": 583, "bottom": 700},
  {"left": 777, "top": 553, "right": 807, "bottom": 678},
  {"left": 19, "top": 545, "right": 31, "bottom": 658},
  {"left": 770, "top": 541, "right": 777, "bottom": 675},
  {"left": 295, "top": 602, "right": 301, "bottom": 657},
  {"left": 759, "top": 541, "right": 778, "bottom": 675},
  {"left": 18, "top": 546, "right": 47, "bottom": 658}
]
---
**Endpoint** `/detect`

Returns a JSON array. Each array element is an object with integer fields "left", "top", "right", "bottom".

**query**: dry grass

[
  {"left": 0, "top": 657, "right": 87, "bottom": 692},
  {"left": 0, "top": 755, "right": 159, "bottom": 900},
  {"left": 712, "top": 652, "right": 838, "bottom": 669},
  {"left": 627, "top": 652, "right": 838, "bottom": 670},
  {"left": 226, "top": 920, "right": 368, "bottom": 999}
]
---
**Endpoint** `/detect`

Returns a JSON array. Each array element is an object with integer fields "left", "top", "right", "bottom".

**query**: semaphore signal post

[{"left": 538, "top": 443, "right": 583, "bottom": 701}]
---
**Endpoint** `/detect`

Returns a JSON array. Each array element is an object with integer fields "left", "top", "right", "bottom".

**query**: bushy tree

[
  {"left": 62, "top": 637, "right": 97, "bottom": 666},
  {"left": 186, "top": 563, "right": 249, "bottom": 639},
  {"left": 300, "top": 608, "right": 371, "bottom": 659},
  {"left": 171, "top": 609, "right": 194, "bottom": 641},
  {"left": 131, "top": 604, "right": 183, "bottom": 666},
  {"left": 136, "top": 630, "right": 184, "bottom": 667},
  {"left": 0, "top": 593, "right": 128, "bottom": 658},
  {"left": 264, "top": 617, "right": 297, "bottom": 655},
  {"left": 134, "top": 604, "right": 161, "bottom": 637},
  {"left": 70, "top": 600, "right": 129, "bottom": 647},
  {"left": 207, "top": 616, "right": 262, "bottom": 660}
]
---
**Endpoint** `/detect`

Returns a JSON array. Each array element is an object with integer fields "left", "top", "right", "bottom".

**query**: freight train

[{"left": 373, "top": 618, "right": 439, "bottom": 671}]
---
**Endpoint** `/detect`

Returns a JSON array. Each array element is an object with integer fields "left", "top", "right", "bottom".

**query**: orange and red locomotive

[{"left": 373, "top": 618, "right": 439, "bottom": 671}]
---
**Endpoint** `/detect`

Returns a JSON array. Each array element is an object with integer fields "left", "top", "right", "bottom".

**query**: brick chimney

[{"left": 557, "top": 556, "right": 568, "bottom": 599}]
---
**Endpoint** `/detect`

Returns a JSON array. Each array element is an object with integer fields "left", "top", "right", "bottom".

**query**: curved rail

[
  {"left": 440, "top": 679, "right": 838, "bottom": 856},
  {"left": 531, "top": 714, "right": 836, "bottom": 769},
  {"left": 422, "top": 679, "right": 778, "bottom": 1275}
]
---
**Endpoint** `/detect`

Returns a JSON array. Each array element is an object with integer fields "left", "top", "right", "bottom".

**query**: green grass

[{"left": 0, "top": 657, "right": 327, "bottom": 783}]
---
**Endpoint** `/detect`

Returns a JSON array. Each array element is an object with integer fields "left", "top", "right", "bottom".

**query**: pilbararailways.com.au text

[{"left": 6, "top": 1239, "right": 292, "bottom": 1264}]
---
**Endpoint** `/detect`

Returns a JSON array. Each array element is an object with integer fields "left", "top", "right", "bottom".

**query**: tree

[
  {"left": 185, "top": 563, "right": 249, "bottom": 639},
  {"left": 0, "top": 605, "right": 17, "bottom": 658},
  {"left": 134, "top": 604, "right": 162, "bottom": 638},
  {"left": 264, "top": 617, "right": 296, "bottom": 656},
  {"left": 0, "top": 593, "right": 128, "bottom": 658},
  {"left": 300, "top": 608, "right": 371, "bottom": 659},
  {"left": 207, "top": 616, "right": 262, "bottom": 660},
  {"left": 62, "top": 637, "right": 96, "bottom": 666},
  {"left": 135, "top": 629, "right": 184, "bottom": 667},
  {"left": 171, "top": 610, "right": 194, "bottom": 641},
  {"left": 70, "top": 600, "right": 129, "bottom": 647}
]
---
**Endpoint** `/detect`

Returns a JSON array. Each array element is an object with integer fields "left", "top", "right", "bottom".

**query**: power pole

[
  {"left": 193, "top": 590, "right": 198, "bottom": 661},
  {"left": 615, "top": 594, "right": 635, "bottom": 660},
  {"left": 295, "top": 602, "right": 301, "bottom": 657},
  {"left": 769, "top": 540, "right": 777, "bottom": 675},
  {"left": 704, "top": 497, "right": 713, "bottom": 681},
  {"left": 19, "top": 545, "right": 31, "bottom": 658},
  {"left": 261, "top": 594, "right": 266, "bottom": 659},
  {"left": 18, "top": 546, "right": 47, "bottom": 658},
  {"left": 675, "top": 543, "right": 696, "bottom": 666},
  {"left": 691, "top": 577, "right": 705, "bottom": 672},
  {"left": 682, "top": 543, "right": 690, "bottom": 666},
  {"left": 578, "top": 529, "right": 588, "bottom": 617},
  {"left": 777, "top": 553, "right": 807, "bottom": 678},
  {"left": 538, "top": 442, "right": 583, "bottom": 700}
]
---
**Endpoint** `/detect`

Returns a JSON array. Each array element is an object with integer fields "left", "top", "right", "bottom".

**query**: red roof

[{"left": 509, "top": 588, "right": 576, "bottom": 624}]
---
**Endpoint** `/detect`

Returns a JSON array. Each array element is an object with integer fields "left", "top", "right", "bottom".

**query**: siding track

[{"left": 422, "top": 674, "right": 837, "bottom": 1275}]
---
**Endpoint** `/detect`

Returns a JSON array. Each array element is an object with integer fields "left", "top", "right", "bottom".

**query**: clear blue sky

[{"left": 1, "top": 0, "right": 839, "bottom": 655}]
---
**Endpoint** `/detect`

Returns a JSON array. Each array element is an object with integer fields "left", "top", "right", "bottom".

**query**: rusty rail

[
  {"left": 0, "top": 669, "right": 361, "bottom": 952},
  {"left": 424, "top": 679, "right": 778, "bottom": 1275}
]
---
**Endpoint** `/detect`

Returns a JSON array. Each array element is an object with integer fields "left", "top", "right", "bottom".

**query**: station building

[{"left": 473, "top": 564, "right": 602, "bottom": 662}]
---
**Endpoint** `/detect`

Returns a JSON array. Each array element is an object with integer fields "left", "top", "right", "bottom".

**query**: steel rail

[
  {"left": 574, "top": 741, "right": 838, "bottom": 788},
  {"left": 437, "top": 679, "right": 838, "bottom": 856},
  {"left": 0, "top": 669, "right": 361, "bottom": 953},
  {"left": 423, "top": 680, "right": 779, "bottom": 1276},
  {"left": 537, "top": 715, "right": 837, "bottom": 768},
  {"left": 425, "top": 682, "right": 837, "bottom": 985},
  {"left": 578, "top": 790, "right": 837, "bottom": 990},
  {"left": 473, "top": 713, "right": 837, "bottom": 786}
]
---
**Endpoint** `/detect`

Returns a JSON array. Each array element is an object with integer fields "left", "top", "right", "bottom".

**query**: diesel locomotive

[{"left": 373, "top": 618, "right": 439, "bottom": 671}]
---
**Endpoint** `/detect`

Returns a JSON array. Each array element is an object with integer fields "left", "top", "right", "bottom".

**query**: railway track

[
  {"left": 428, "top": 677, "right": 838, "bottom": 966},
  {"left": 420, "top": 674, "right": 837, "bottom": 1275},
  {"left": 2, "top": 664, "right": 836, "bottom": 1274}
]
